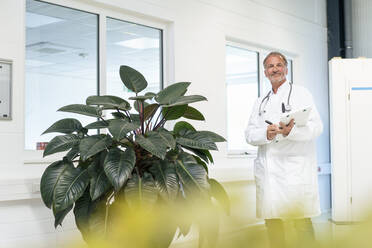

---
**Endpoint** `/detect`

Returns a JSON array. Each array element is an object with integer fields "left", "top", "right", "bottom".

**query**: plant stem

[
  {"left": 124, "top": 110, "right": 131, "bottom": 120},
  {"left": 104, "top": 191, "right": 115, "bottom": 237},
  {"left": 140, "top": 102, "right": 145, "bottom": 135},
  {"left": 135, "top": 164, "right": 140, "bottom": 177},
  {"left": 153, "top": 109, "right": 162, "bottom": 129},
  {"left": 145, "top": 105, "right": 159, "bottom": 132},
  {"left": 135, "top": 95, "right": 145, "bottom": 135},
  {"left": 154, "top": 107, "right": 170, "bottom": 130},
  {"left": 99, "top": 116, "right": 108, "bottom": 125}
]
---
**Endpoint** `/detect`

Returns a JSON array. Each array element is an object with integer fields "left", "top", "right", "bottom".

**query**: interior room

[{"left": 0, "top": 0, "right": 371, "bottom": 247}]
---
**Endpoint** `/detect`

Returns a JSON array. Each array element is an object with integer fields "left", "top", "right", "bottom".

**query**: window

[
  {"left": 25, "top": 0, "right": 164, "bottom": 150},
  {"left": 226, "top": 44, "right": 293, "bottom": 154},
  {"left": 25, "top": 0, "right": 98, "bottom": 150},
  {"left": 106, "top": 18, "right": 162, "bottom": 98},
  {"left": 226, "top": 46, "right": 259, "bottom": 152}
]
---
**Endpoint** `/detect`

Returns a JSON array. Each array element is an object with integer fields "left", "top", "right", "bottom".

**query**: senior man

[{"left": 245, "top": 52, "right": 323, "bottom": 248}]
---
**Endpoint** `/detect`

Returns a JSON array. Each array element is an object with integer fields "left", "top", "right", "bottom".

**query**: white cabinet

[{"left": 329, "top": 58, "right": 372, "bottom": 222}]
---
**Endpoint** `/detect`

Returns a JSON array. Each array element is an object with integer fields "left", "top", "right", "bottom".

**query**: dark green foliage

[
  {"left": 40, "top": 65, "right": 228, "bottom": 247},
  {"left": 42, "top": 118, "right": 83, "bottom": 135}
]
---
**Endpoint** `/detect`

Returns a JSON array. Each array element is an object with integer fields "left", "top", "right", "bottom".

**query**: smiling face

[{"left": 264, "top": 55, "right": 288, "bottom": 86}]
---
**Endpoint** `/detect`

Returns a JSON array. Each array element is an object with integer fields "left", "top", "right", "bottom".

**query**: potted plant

[{"left": 40, "top": 65, "right": 229, "bottom": 247}]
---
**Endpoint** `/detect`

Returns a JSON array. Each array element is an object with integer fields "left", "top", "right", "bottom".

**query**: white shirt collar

[{"left": 271, "top": 79, "right": 290, "bottom": 95}]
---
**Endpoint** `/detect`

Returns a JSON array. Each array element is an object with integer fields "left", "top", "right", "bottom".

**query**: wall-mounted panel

[{"left": 0, "top": 60, "right": 12, "bottom": 120}]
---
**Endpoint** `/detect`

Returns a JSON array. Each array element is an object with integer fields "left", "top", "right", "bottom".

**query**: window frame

[
  {"left": 225, "top": 40, "right": 295, "bottom": 157},
  {"left": 23, "top": 0, "right": 168, "bottom": 164}
]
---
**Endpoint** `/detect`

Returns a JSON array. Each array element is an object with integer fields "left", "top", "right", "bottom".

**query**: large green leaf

[
  {"left": 148, "top": 129, "right": 176, "bottom": 149},
  {"left": 162, "top": 105, "right": 188, "bottom": 120},
  {"left": 88, "top": 153, "right": 112, "bottom": 200},
  {"left": 53, "top": 166, "right": 90, "bottom": 212},
  {"left": 119, "top": 65, "right": 148, "bottom": 93},
  {"left": 149, "top": 160, "right": 179, "bottom": 201},
  {"left": 74, "top": 188, "right": 96, "bottom": 242},
  {"left": 197, "top": 131, "right": 226, "bottom": 142},
  {"left": 42, "top": 118, "right": 83, "bottom": 135},
  {"left": 87, "top": 200, "right": 107, "bottom": 238},
  {"left": 79, "top": 135, "right": 112, "bottom": 161},
  {"left": 173, "top": 121, "right": 196, "bottom": 135},
  {"left": 202, "top": 149, "right": 214, "bottom": 164},
  {"left": 136, "top": 134, "right": 168, "bottom": 159},
  {"left": 193, "top": 155, "right": 208, "bottom": 173},
  {"left": 176, "top": 130, "right": 217, "bottom": 150},
  {"left": 124, "top": 172, "right": 158, "bottom": 209},
  {"left": 182, "top": 106, "right": 205, "bottom": 121},
  {"left": 53, "top": 203, "right": 73, "bottom": 228},
  {"left": 143, "top": 103, "right": 159, "bottom": 120},
  {"left": 164, "top": 95, "right": 207, "bottom": 107},
  {"left": 40, "top": 160, "right": 73, "bottom": 208},
  {"left": 108, "top": 119, "right": 139, "bottom": 141},
  {"left": 64, "top": 145, "right": 80, "bottom": 161},
  {"left": 130, "top": 113, "right": 140, "bottom": 123},
  {"left": 208, "top": 178, "right": 230, "bottom": 215},
  {"left": 86, "top": 95, "right": 130, "bottom": 110},
  {"left": 155, "top": 82, "right": 191, "bottom": 105},
  {"left": 183, "top": 147, "right": 210, "bottom": 164},
  {"left": 43, "top": 134, "right": 80, "bottom": 157},
  {"left": 175, "top": 153, "right": 209, "bottom": 195},
  {"left": 104, "top": 147, "right": 136, "bottom": 191},
  {"left": 84, "top": 120, "right": 110, "bottom": 129},
  {"left": 111, "top": 111, "right": 128, "bottom": 120},
  {"left": 129, "top": 95, "right": 154, "bottom": 101},
  {"left": 58, "top": 104, "right": 101, "bottom": 117}
]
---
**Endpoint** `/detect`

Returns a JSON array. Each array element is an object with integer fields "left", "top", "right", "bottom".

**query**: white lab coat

[{"left": 245, "top": 81, "right": 323, "bottom": 219}]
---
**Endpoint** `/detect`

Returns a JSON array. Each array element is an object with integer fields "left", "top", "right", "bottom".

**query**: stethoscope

[{"left": 258, "top": 81, "right": 293, "bottom": 116}]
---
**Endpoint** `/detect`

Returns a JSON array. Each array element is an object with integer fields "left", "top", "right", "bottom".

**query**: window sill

[{"left": 226, "top": 151, "right": 257, "bottom": 159}]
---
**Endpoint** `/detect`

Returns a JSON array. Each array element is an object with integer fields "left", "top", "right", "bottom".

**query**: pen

[
  {"left": 265, "top": 120, "right": 273, "bottom": 125},
  {"left": 265, "top": 120, "right": 284, "bottom": 129}
]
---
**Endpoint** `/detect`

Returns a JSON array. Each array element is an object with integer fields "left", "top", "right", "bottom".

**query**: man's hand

[
  {"left": 267, "top": 124, "right": 280, "bottom": 140},
  {"left": 278, "top": 119, "right": 295, "bottom": 136}
]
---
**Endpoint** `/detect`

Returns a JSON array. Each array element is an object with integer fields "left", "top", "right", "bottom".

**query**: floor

[{"left": 170, "top": 212, "right": 370, "bottom": 248}]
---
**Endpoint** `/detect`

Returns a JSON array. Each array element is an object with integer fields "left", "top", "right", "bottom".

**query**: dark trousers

[{"left": 265, "top": 218, "right": 315, "bottom": 248}]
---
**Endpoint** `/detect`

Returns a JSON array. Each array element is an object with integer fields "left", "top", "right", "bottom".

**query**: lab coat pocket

[{"left": 285, "top": 156, "right": 306, "bottom": 185}]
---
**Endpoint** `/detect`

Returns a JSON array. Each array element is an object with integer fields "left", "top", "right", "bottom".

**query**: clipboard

[{"left": 280, "top": 107, "right": 312, "bottom": 127}]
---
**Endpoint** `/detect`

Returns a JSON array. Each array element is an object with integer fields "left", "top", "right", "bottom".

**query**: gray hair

[{"left": 263, "top": 52, "right": 288, "bottom": 68}]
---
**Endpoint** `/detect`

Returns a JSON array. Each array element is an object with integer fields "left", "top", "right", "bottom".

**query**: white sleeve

[
  {"left": 285, "top": 93, "right": 323, "bottom": 141},
  {"left": 245, "top": 99, "right": 271, "bottom": 146}
]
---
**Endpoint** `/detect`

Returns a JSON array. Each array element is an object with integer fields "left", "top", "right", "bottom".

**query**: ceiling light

[
  {"left": 26, "top": 42, "right": 82, "bottom": 54},
  {"left": 116, "top": 37, "right": 159, "bottom": 49},
  {"left": 26, "top": 12, "right": 64, "bottom": 28}
]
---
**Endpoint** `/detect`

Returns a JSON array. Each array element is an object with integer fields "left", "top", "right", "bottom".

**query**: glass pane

[
  {"left": 226, "top": 45, "right": 258, "bottom": 151},
  {"left": 25, "top": 0, "right": 98, "bottom": 150},
  {"left": 106, "top": 18, "right": 162, "bottom": 101}
]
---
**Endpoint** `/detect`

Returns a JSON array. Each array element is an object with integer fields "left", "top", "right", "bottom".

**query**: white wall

[
  {"left": 352, "top": 0, "right": 372, "bottom": 58},
  {"left": 0, "top": 0, "right": 329, "bottom": 246}
]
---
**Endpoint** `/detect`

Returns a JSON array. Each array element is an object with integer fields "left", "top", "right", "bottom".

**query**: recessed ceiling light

[
  {"left": 115, "top": 37, "right": 159, "bottom": 49},
  {"left": 26, "top": 42, "right": 82, "bottom": 54},
  {"left": 26, "top": 12, "right": 64, "bottom": 28}
]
